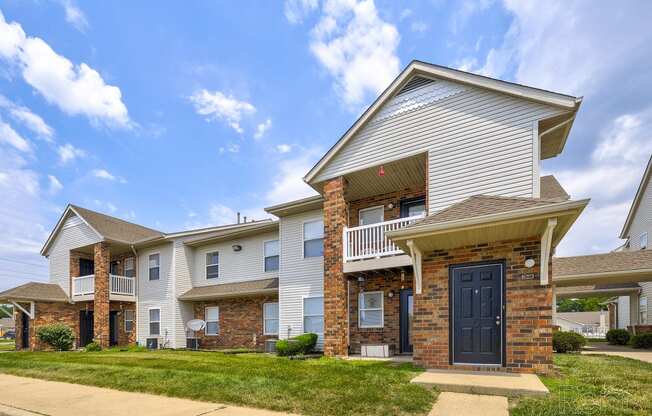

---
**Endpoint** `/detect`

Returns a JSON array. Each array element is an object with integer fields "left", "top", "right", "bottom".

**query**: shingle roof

[
  {"left": 553, "top": 250, "right": 652, "bottom": 277},
  {"left": 0, "top": 282, "right": 69, "bottom": 302},
  {"left": 178, "top": 278, "right": 278, "bottom": 301},
  {"left": 540, "top": 175, "right": 570, "bottom": 201},
  {"left": 71, "top": 205, "right": 163, "bottom": 243}
]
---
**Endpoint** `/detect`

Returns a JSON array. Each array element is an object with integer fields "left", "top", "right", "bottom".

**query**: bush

[
  {"left": 36, "top": 324, "right": 74, "bottom": 351},
  {"left": 606, "top": 329, "right": 631, "bottom": 345},
  {"left": 631, "top": 333, "right": 652, "bottom": 349},
  {"left": 276, "top": 333, "right": 318, "bottom": 357},
  {"left": 553, "top": 331, "right": 586, "bottom": 353},
  {"left": 84, "top": 341, "right": 101, "bottom": 352}
]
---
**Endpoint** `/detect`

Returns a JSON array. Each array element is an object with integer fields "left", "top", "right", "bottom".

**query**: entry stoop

[{"left": 411, "top": 370, "right": 549, "bottom": 397}]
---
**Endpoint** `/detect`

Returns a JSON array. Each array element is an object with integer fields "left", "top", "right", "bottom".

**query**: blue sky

[{"left": 1, "top": 0, "right": 652, "bottom": 290}]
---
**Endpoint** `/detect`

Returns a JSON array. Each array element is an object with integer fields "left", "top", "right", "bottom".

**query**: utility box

[{"left": 361, "top": 344, "right": 389, "bottom": 358}]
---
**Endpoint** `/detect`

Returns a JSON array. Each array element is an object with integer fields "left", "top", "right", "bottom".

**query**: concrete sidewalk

[
  {"left": 583, "top": 343, "right": 652, "bottom": 363},
  {"left": 428, "top": 393, "right": 508, "bottom": 416},
  {"left": 411, "top": 369, "right": 549, "bottom": 397},
  {"left": 0, "top": 374, "right": 296, "bottom": 416}
]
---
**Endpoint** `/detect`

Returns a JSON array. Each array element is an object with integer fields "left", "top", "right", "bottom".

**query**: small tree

[{"left": 36, "top": 324, "right": 74, "bottom": 351}]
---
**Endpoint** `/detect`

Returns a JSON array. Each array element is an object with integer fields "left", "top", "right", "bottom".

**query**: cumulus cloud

[
  {"left": 254, "top": 118, "right": 272, "bottom": 139},
  {"left": 47, "top": 174, "right": 63, "bottom": 194},
  {"left": 57, "top": 143, "right": 86, "bottom": 164},
  {"left": 91, "top": 168, "right": 126, "bottom": 183},
  {"left": 59, "top": 0, "right": 89, "bottom": 32},
  {"left": 218, "top": 143, "right": 240, "bottom": 154},
  {"left": 188, "top": 89, "right": 256, "bottom": 134},
  {"left": 284, "top": 0, "right": 319, "bottom": 24},
  {"left": 266, "top": 147, "right": 321, "bottom": 205},
  {"left": 0, "top": 119, "right": 31, "bottom": 152},
  {"left": 0, "top": 94, "right": 54, "bottom": 141},
  {"left": 0, "top": 11, "right": 131, "bottom": 128},
  {"left": 309, "top": 0, "right": 401, "bottom": 108},
  {"left": 276, "top": 144, "right": 292, "bottom": 153}
]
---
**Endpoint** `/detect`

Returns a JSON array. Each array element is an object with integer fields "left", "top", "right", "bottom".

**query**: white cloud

[
  {"left": 450, "top": 0, "right": 495, "bottom": 34},
  {"left": 0, "top": 120, "right": 31, "bottom": 152},
  {"left": 188, "top": 89, "right": 256, "bottom": 134},
  {"left": 276, "top": 144, "right": 292, "bottom": 153},
  {"left": 91, "top": 169, "right": 126, "bottom": 183},
  {"left": 284, "top": 0, "right": 319, "bottom": 24},
  {"left": 266, "top": 147, "right": 321, "bottom": 205},
  {"left": 254, "top": 118, "right": 272, "bottom": 139},
  {"left": 0, "top": 11, "right": 131, "bottom": 128},
  {"left": 218, "top": 143, "right": 240, "bottom": 154},
  {"left": 57, "top": 143, "right": 86, "bottom": 164},
  {"left": 59, "top": 0, "right": 89, "bottom": 32},
  {"left": 0, "top": 94, "right": 54, "bottom": 141},
  {"left": 309, "top": 0, "right": 401, "bottom": 108},
  {"left": 47, "top": 174, "right": 63, "bottom": 194},
  {"left": 410, "top": 21, "right": 428, "bottom": 33}
]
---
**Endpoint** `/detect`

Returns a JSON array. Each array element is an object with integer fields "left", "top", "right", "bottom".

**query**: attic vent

[{"left": 396, "top": 77, "right": 435, "bottom": 96}]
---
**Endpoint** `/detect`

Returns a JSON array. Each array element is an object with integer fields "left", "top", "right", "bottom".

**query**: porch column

[
  {"left": 323, "top": 177, "right": 348, "bottom": 356},
  {"left": 93, "top": 242, "right": 110, "bottom": 348}
]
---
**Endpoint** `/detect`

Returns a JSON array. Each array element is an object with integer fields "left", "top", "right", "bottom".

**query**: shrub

[
  {"left": 36, "top": 324, "right": 74, "bottom": 351},
  {"left": 553, "top": 331, "right": 586, "bottom": 353},
  {"left": 631, "top": 333, "right": 652, "bottom": 349},
  {"left": 84, "top": 341, "right": 102, "bottom": 352},
  {"left": 276, "top": 333, "right": 318, "bottom": 357},
  {"left": 606, "top": 329, "right": 631, "bottom": 345}
]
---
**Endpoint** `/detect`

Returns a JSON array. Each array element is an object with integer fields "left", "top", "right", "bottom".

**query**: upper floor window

[
  {"left": 359, "top": 291, "right": 384, "bottom": 328},
  {"left": 304, "top": 220, "right": 324, "bottom": 258},
  {"left": 264, "top": 240, "right": 279, "bottom": 272},
  {"left": 148, "top": 254, "right": 160, "bottom": 281},
  {"left": 641, "top": 232, "right": 648, "bottom": 249},
  {"left": 641, "top": 297, "right": 648, "bottom": 325},
  {"left": 206, "top": 252, "right": 219, "bottom": 279},
  {"left": 205, "top": 306, "right": 219, "bottom": 335},
  {"left": 400, "top": 197, "right": 426, "bottom": 218},
  {"left": 263, "top": 302, "right": 279, "bottom": 335},
  {"left": 359, "top": 206, "right": 384, "bottom": 225},
  {"left": 149, "top": 308, "right": 160, "bottom": 335},
  {"left": 79, "top": 258, "right": 94, "bottom": 276},
  {"left": 303, "top": 296, "right": 324, "bottom": 334},
  {"left": 110, "top": 261, "right": 119, "bottom": 275},
  {"left": 124, "top": 257, "right": 135, "bottom": 278}
]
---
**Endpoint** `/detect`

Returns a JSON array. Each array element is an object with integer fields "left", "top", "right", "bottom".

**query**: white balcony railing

[
  {"left": 343, "top": 214, "right": 424, "bottom": 262},
  {"left": 72, "top": 274, "right": 135, "bottom": 296}
]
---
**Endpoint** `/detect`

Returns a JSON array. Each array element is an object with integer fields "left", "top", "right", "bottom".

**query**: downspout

[
  {"left": 406, "top": 240, "right": 423, "bottom": 295},
  {"left": 540, "top": 218, "right": 557, "bottom": 285}
]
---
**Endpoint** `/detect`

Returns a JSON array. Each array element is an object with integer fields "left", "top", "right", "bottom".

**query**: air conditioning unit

[
  {"left": 146, "top": 338, "right": 159, "bottom": 350},
  {"left": 186, "top": 338, "right": 199, "bottom": 350},
  {"left": 361, "top": 344, "right": 389, "bottom": 358},
  {"left": 265, "top": 339, "right": 278, "bottom": 353}
]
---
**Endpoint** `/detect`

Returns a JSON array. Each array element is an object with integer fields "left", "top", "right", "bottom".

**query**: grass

[
  {"left": 0, "top": 349, "right": 435, "bottom": 416},
  {"left": 511, "top": 354, "right": 652, "bottom": 416},
  {"left": 0, "top": 339, "right": 14, "bottom": 351}
]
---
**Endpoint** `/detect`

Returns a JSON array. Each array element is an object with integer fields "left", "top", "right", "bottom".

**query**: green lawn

[
  {"left": 0, "top": 350, "right": 435, "bottom": 416},
  {"left": 0, "top": 339, "right": 14, "bottom": 351},
  {"left": 511, "top": 354, "right": 652, "bottom": 416}
]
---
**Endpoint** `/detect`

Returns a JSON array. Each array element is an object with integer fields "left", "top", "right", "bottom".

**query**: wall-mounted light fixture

[
  {"left": 524, "top": 258, "right": 535, "bottom": 268},
  {"left": 388, "top": 290, "right": 395, "bottom": 298},
  {"left": 232, "top": 244, "right": 242, "bottom": 252}
]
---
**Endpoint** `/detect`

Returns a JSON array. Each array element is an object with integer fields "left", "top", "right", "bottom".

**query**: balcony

[
  {"left": 343, "top": 214, "right": 423, "bottom": 272},
  {"left": 72, "top": 274, "right": 136, "bottom": 301}
]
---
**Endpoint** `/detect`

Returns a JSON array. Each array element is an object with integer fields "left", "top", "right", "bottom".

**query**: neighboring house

[
  {"left": 3, "top": 59, "right": 632, "bottom": 375},
  {"left": 0, "top": 317, "right": 14, "bottom": 337},
  {"left": 554, "top": 311, "right": 608, "bottom": 337}
]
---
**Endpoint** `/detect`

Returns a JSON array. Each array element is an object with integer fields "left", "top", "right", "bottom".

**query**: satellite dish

[{"left": 187, "top": 319, "right": 206, "bottom": 331}]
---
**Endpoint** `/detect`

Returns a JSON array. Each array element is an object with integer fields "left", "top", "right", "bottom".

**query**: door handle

[{"left": 495, "top": 316, "right": 501, "bottom": 326}]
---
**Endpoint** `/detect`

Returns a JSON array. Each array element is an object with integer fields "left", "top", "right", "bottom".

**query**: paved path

[
  {"left": 411, "top": 369, "right": 548, "bottom": 397},
  {"left": 0, "top": 374, "right": 296, "bottom": 416},
  {"left": 428, "top": 392, "right": 508, "bottom": 416},
  {"left": 583, "top": 343, "right": 652, "bottom": 363}
]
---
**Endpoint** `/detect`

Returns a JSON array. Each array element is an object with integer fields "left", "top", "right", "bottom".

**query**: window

[
  {"left": 303, "top": 296, "right": 324, "bottom": 334},
  {"left": 148, "top": 254, "right": 160, "bottom": 281},
  {"left": 303, "top": 220, "right": 324, "bottom": 258},
  {"left": 641, "top": 297, "right": 648, "bottom": 325},
  {"left": 263, "top": 302, "right": 279, "bottom": 335},
  {"left": 148, "top": 308, "right": 160, "bottom": 336},
  {"left": 400, "top": 197, "right": 426, "bottom": 218},
  {"left": 359, "top": 206, "right": 384, "bottom": 225},
  {"left": 264, "top": 240, "right": 279, "bottom": 272},
  {"left": 109, "top": 261, "right": 119, "bottom": 275},
  {"left": 359, "top": 291, "right": 384, "bottom": 328},
  {"left": 205, "top": 307, "right": 219, "bottom": 335},
  {"left": 124, "top": 310, "right": 135, "bottom": 332},
  {"left": 79, "top": 258, "right": 94, "bottom": 276},
  {"left": 641, "top": 232, "right": 648, "bottom": 249},
  {"left": 206, "top": 252, "right": 219, "bottom": 279},
  {"left": 124, "top": 258, "right": 135, "bottom": 278}
]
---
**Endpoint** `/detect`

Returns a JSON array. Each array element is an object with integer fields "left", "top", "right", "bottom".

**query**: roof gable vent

[{"left": 396, "top": 76, "right": 435, "bottom": 96}]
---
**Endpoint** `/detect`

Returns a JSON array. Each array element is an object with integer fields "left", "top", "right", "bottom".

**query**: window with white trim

[
  {"left": 206, "top": 252, "right": 219, "bottom": 279},
  {"left": 303, "top": 296, "right": 324, "bottom": 334},
  {"left": 264, "top": 240, "right": 279, "bottom": 272},
  {"left": 303, "top": 220, "right": 324, "bottom": 258},
  {"left": 359, "top": 206, "right": 384, "bottom": 225},
  {"left": 359, "top": 291, "right": 384, "bottom": 328},
  {"left": 263, "top": 302, "right": 279, "bottom": 335},
  {"left": 148, "top": 254, "right": 160, "bottom": 281},
  {"left": 124, "top": 257, "right": 135, "bottom": 278},
  {"left": 641, "top": 232, "right": 648, "bottom": 249},
  {"left": 148, "top": 308, "right": 160, "bottom": 335},
  {"left": 205, "top": 306, "right": 219, "bottom": 335},
  {"left": 641, "top": 297, "right": 648, "bottom": 325},
  {"left": 124, "top": 310, "right": 135, "bottom": 332}
]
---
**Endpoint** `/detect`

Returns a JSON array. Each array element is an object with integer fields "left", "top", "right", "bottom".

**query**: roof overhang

[
  {"left": 553, "top": 268, "right": 652, "bottom": 288},
  {"left": 177, "top": 278, "right": 279, "bottom": 301},
  {"left": 183, "top": 221, "right": 279, "bottom": 247},
  {"left": 40, "top": 205, "right": 103, "bottom": 256},
  {"left": 555, "top": 285, "right": 641, "bottom": 299},
  {"left": 620, "top": 155, "right": 652, "bottom": 238},
  {"left": 264, "top": 195, "right": 323, "bottom": 217}
]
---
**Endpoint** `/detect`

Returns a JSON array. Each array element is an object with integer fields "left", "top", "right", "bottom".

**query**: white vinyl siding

[
  {"left": 137, "top": 244, "right": 174, "bottom": 347},
  {"left": 46, "top": 213, "right": 101, "bottom": 296},
  {"left": 640, "top": 297, "right": 648, "bottom": 325},
  {"left": 617, "top": 296, "right": 630, "bottom": 328},
  {"left": 640, "top": 233, "right": 648, "bottom": 250},
  {"left": 313, "top": 82, "right": 564, "bottom": 212},
  {"left": 278, "top": 209, "right": 324, "bottom": 347},
  {"left": 625, "top": 168, "right": 652, "bottom": 250},
  {"left": 640, "top": 283, "right": 652, "bottom": 326}
]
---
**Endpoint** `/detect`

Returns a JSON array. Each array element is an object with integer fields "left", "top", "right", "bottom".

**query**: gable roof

[
  {"left": 0, "top": 282, "right": 69, "bottom": 303},
  {"left": 553, "top": 250, "right": 652, "bottom": 279},
  {"left": 540, "top": 175, "right": 570, "bottom": 201},
  {"left": 620, "top": 154, "right": 652, "bottom": 238},
  {"left": 304, "top": 60, "right": 583, "bottom": 184}
]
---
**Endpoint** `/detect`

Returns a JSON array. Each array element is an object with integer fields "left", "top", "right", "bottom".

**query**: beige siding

[
  {"left": 314, "top": 81, "right": 564, "bottom": 212},
  {"left": 278, "top": 209, "right": 324, "bottom": 347},
  {"left": 47, "top": 214, "right": 101, "bottom": 296}
]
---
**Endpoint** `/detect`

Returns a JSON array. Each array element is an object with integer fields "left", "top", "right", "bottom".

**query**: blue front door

[{"left": 451, "top": 263, "right": 503, "bottom": 365}]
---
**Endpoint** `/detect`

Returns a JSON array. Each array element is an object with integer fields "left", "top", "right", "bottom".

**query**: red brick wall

[
  {"left": 348, "top": 272, "right": 413, "bottom": 354},
  {"left": 323, "top": 177, "right": 349, "bottom": 356},
  {"left": 192, "top": 295, "right": 278, "bottom": 350},
  {"left": 348, "top": 186, "right": 426, "bottom": 227},
  {"left": 414, "top": 238, "right": 553, "bottom": 374}
]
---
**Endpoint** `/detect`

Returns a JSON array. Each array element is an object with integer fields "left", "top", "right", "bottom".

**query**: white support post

[
  {"left": 540, "top": 218, "right": 557, "bottom": 285},
  {"left": 406, "top": 239, "right": 423, "bottom": 295},
  {"left": 9, "top": 300, "right": 34, "bottom": 319}
]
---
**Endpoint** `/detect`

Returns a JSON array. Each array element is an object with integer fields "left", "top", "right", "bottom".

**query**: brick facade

[
  {"left": 348, "top": 185, "right": 426, "bottom": 227},
  {"left": 413, "top": 237, "right": 553, "bottom": 374},
  {"left": 93, "top": 242, "right": 111, "bottom": 348},
  {"left": 192, "top": 295, "right": 278, "bottom": 350},
  {"left": 323, "top": 177, "right": 349, "bottom": 356}
]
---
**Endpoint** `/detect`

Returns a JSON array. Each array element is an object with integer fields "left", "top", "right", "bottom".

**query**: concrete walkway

[
  {"left": 583, "top": 343, "right": 652, "bottom": 363},
  {"left": 428, "top": 392, "right": 508, "bottom": 416},
  {"left": 411, "top": 369, "right": 549, "bottom": 397},
  {"left": 0, "top": 374, "right": 296, "bottom": 416}
]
